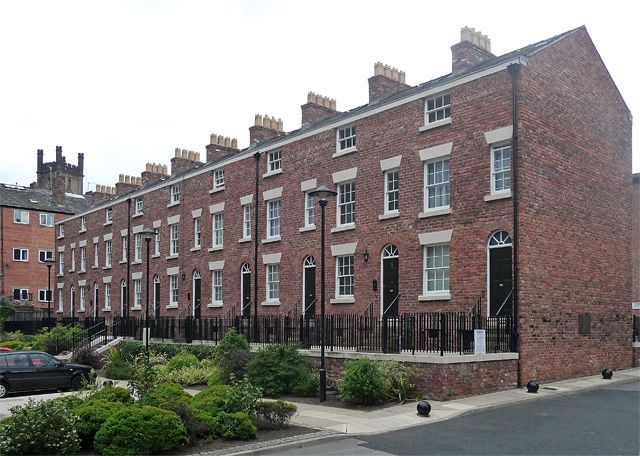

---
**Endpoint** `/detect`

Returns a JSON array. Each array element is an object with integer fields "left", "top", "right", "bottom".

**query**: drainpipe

[
  {"left": 508, "top": 62, "right": 521, "bottom": 386},
  {"left": 0, "top": 206, "right": 4, "bottom": 297},
  {"left": 126, "top": 197, "right": 131, "bottom": 320},
  {"left": 253, "top": 151, "right": 261, "bottom": 343}
]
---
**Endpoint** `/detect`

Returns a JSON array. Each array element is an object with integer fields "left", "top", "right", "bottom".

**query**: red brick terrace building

[{"left": 55, "top": 26, "right": 634, "bottom": 384}]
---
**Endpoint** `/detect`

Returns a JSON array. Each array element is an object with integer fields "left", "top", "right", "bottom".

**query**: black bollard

[
  {"left": 417, "top": 400, "right": 431, "bottom": 416},
  {"left": 103, "top": 379, "right": 114, "bottom": 387},
  {"left": 526, "top": 380, "right": 539, "bottom": 393},
  {"left": 601, "top": 368, "right": 613, "bottom": 380}
]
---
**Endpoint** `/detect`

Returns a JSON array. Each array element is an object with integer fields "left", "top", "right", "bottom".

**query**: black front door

[
  {"left": 304, "top": 266, "right": 316, "bottom": 318},
  {"left": 489, "top": 247, "right": 513, "bottom": 316},
  {"left": 193, "top": 277, "right": 201, "bottom": 319},
  {"left": 382, "top": 256, "right": 399, "bottom": 317},
  {"left": 154, "top": 281, "right": 160, "bottom": 319},
  {"left": 242, "top": 272, "right": 251, "bottom": 317},
  {"left": 94, "top": 287, "right": 99, "bottom": 318}
]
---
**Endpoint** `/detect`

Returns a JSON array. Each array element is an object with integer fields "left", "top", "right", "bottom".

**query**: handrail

[
  {"left": 468, "top": 290, "right": 485, "bottom": 316},
  {"left": 382, "top": 293, "right": 401, "bottom": 318},
  {"left": 495, "top": 288, "right": 514, "bottom": 316},
  {"left": 303, "top": 298, "right": 317, "bottom": 316},
  {"left": 359, "top": 297, "right": 377, "bottom": 318},
  {"left": 226, "top": 302, "right": 238, "bottom": 320},
  {"left": 241, "top": 300, "right": 252, "bottom": 316}
]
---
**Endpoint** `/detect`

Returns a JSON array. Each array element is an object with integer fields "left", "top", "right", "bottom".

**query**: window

[
  {"left": 169, "top": 275, "right": 179, "bottom": 306},
  {"left": 424, "top": 244, "right": 450, "bottom": 293},
  {"left": 13, "top": 289, "right": 29, "bottom": 300},
  {"left": 154, "top": 229, "right": 160, "bottom": 256},
  {"left": 134, "top": 233, "right": 142, "bottom": 262},
  {"left": 121, "top": 235, "right": 128, "bottom": 261},
  {"left": 79, "top": 286, "right": 85, "bottom": 311},
  {"left": 212, "top": 270, "right": 223, "bottom": 304},
  {"left": 213, "top": 169, "right": 225, "bottom": 190},
  {"left": 425, "top": 159, "right": 450, "bottom": 210},
  {"left": 58, "top": 252, "right": 64, "bottom": 275},
  {"left": 384, "top": 170, "right": 399, "bottom": 213},
  {"left": 337, "top": 125, "right": 356, "bottom": 152},
  {"left": 104, "top": 283, "right": 111, "bottom": 310},
  {"left": 425, "top": 93, "right": 451, "bottom": 124},
  {"left": 242, "top": 205, "right": 251, "bottom": 239},
  {"left": 170, "top": 184, "right": 180, "bottom": 204},
  {"left": 135, "top": 197, "right": 144, "bottom": 215},
  {"left": 266, "top": 264, "right": 280, "bottom": 301},
  {"left": 336, "top": 255, "right": 355, "bottom": 297},
  {"left": 59, "top": 224, "right": 64, "bottom": 237},
  {"left": 337, "top": 181, "right": 356, "bottom": 225},
  {"left": 305, "top": 192, "right": 315, "bottom": 227},
  {"left": 267, "top": 199, "right": 281, "bottom": 238},
  {"left": 79, "top": 246, "right": 86, "bottom": 272},
  {"left": 133, "top": 279, "right": 142, "bottom": 309},
  {"left": 58, "top": 289, "right": 64, "bottom": 312},
  {"left": 79, "top": 216, "right": 86, "bottom": 231},
  {"left": 105, "top": 240, "right": 112, "bottom": 267},
  {"left": 40, "top": 213, "right": 54, "bottom": 227},
  {"left": 194, "top": 218, "right": 202, "bottom": 248},
  {"left": 491, "top": 145, "right": 511, "bottom": 193},
  {"left": 13, "top": 210, "right": 29, "bottom": 224},
  {"left": 212, "top": 213, "right": 224, "bottom": 247},
  {"left": 70, "top": 248, "right": 75, "bottom": 270},
  {"left": 38, "top": 289, "right": 52, "bottom": 302},
  {"left": 93, "top": 242, "right": 99, "bottom": 267},
  {"left": 39, "top": 250, "right": 53, "bottom": 263},
  {"left": 170, "top": 224, "right": 179, "bottom": 256},
  {"left": 267, "top": 150, "right": 282, "bottom": 173},
  {"left": 12, "top": 248, "right": 28, "bottom": 262},
  {"left": 105, "top": 208, "right": 113, "bottom": 224}
]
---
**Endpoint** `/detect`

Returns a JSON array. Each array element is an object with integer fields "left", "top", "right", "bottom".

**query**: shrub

[
  {"left": 137, "top": 382, "right": 192, "bottom": 409},
  {"left": 165, "top": 402, "right": 211, "bottom": 443},
  {"left": 215, "top": 329, "right": 250, "bottom": 360},
  {"left": 166, "top": 351, "right": 201, "bottom": 372},
  {"left": 103, "top": 348, "right": 133, "bottom": 380},
  {"left": 127, "top": 356, "right": 158, "bottom": 401},
  {"left": 340, "top": 358, "right": 389, "bottom": 405},
  {"left": 88, "top": 386, "right": 134, "bottom": 405},
  {"left": 119, "top": 340, "right": 217, "bottom": 361},
  {"left": 378, "top": 360, "right": 416, "bottom": 403},
  {"left": 94, "top": 406, "right": 188, "bottom": 456},
  {"left": 294, "top": 368, "right": 320, "bottom": 397},
  {"left": 72, "top": 399, "right": 126, "bottom": 449},
  {"left": 0, "top": 398, "right": 80, "bottom": 455},
  {"left": 216, "top": 346, "right": 252, "bottom": 384},
  {"left": 253, "top": 400, "right": 298, "bottom": 430},
  {"left": 72, "top": 347, "right": 100, "bottom": 369},
  {"left": 160, "top": 365, "right": 216, "bottom": 386},
  {"left": 247, "top": 344, "right": 308, "bottom": 397},
  {"left": 48, "top": 394, "right": 85, "bottom": 410},
  {"left": 190, "top": 384, "right": 229, "bottom": 416},
  {"left": 222, "top": 376, "right": 262, "bottom": 414},
  {"left": 211, "top": 411, "right": 256, "bottom": 440}
]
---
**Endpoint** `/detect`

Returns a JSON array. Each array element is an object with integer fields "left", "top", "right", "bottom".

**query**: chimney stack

[
  {"left": 115, "top": 174, "right": 142, "bottom": 195},
  {"left": 451, "top": 26, "right": 494, "bottom": 72},
  {"left": 301, "top": 92, "right": 338, "bottom": 126},
  {"left": 141, "top": 162, "right": 169, "bottom": 185},
  {"left": 52, "top": 171, "right": 65, "bottom": 205},
  {"left": 86, "top": 184, "right": 116, "bottom": 204},
  {"left": 249, "top": 114, "right": 284, "bottom": 144},
  {"left": 206, "top": 132, "right": 239, "bottom": 162},
  {"left": 368, "top": 62, "right": 408, "bottom": 104},
  {"left": 170, "top": 148, "right": 203, "bottom": 175}
]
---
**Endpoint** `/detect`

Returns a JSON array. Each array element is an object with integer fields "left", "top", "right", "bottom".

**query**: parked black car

[{"left": 0, "top": 351, "right": 94, "bottom": 398}]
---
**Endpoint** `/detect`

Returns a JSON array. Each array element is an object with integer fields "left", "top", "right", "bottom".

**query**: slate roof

[{"left": 0, "top": 184, "right": 93, "bottom": 214}]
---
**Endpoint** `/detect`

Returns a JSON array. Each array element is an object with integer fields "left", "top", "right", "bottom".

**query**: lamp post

[
  {"left": 309, "top": 185, "right": 337, "bottom": 402},
  {"left": 44, "top": 258, "right": 55, "bottom": 322},
  {"left": 141, "top": 227, "right": 156, "bottom": 359}
]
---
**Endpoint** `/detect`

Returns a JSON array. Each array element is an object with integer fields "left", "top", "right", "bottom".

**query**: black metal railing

[{"left": 633, "top": 315, "right": 640, "bottom": 343}]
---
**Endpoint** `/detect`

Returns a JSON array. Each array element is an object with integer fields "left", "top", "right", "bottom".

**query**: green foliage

[
  {"left": 43, "top": 324, "right": 85, "bottom": 355},
  {"left": 0, "top": 297, "right": 15, "bottom": 334},
  {"left": 119, "top": 339, "right": 217, "bottom": 361},
  {"left": 166, "top": 351, "right": 201, "bottom": 372},
  {"left": 222, "top": 376, "right": 262, "bottom": 414},
  {"left": 0, "top": 398, "right": 80, "bottom": 455},
  {"left": 159, "top": 365, "right": 216, "bottom": 386},
  {"left": 164, "top": 402, "right": 211, "bottom": 443},
  {"left": 72, "top": 399, "right": 126, "bottom": 449},
  {"left": 94, "top": 406, "right": 188, "bottom": 456},
  {"left": 216, "top": 346, "right": 252, "bottom": 384},
  {"left": 72, "top": 347, "right": 99, "bottom": 369},
  {"left": 127, "top": 356, "right": 158, "bottom": 401},
  {"left": 48, "top": 394, "right": 85, "bottom": 410},
  {"left": 378, "top": 360, "right": 416, "bottom": 403},
  {"left": 190, "top": 384, "right": 229, "bottom": 417},
  {"left": 210, "top": 411, "right": 257, "bottom": 440},
  {"left": 137, "top": 382, "right": 192, "bottom": 409},
  {"left": 247, "top": 344, "right": 308, "bottom": 397},
  {"left": 294, "top": 368, "right": 320, "bottom": 397},
  {"left": 253, "top": 400, "right": 298, "bottom": 430},
  {"left": 214, "top": 329, "right": 250, "bottom": 360},
  {"left": 102, "top": 347, "right": 134, "bottom": 380},
  {"left": 88, "top": 386, "right": 134, "bottom": 405},
  {"left": 0, "top": 339, "right": 26, "bottom": 349},
  {"left": 339, "top": 358, "right": 390, "bottom": 405},
  {"left": 0, "top": 330, "right": 23, "bottom": 343}
]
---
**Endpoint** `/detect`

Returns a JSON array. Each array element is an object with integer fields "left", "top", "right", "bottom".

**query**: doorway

[
  {"left": 488, "top": 231, "right": 513, "bottom": 316},
  {"left": 303, "top": 256, "right": 316, "bottom": 318},
  {"left": 153, "top": 275, "right": 160, "bottom": 319},
  {"left": 192, "top": 270, "right": 201, "bottom": 318},
  {"left": 94, "top": 284, "right": 99, "bottom": 318},
  {"left": 381, "top": 245, "right": 399, "bottom": 318},
  {"left": 241, "top": 263, "right": 251, "bottom": 317}
]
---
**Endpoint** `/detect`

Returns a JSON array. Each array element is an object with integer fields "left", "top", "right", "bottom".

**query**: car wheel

[
  {"left": 70, "top": 375, "right": 83, "bottom": 391},
  {"left": 0, "top": 382, "right": 8, "bottom": 399}
]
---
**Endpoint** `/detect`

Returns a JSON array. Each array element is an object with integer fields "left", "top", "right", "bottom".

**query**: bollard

[
  {"left": 526, "top": 380, "right": 539, "bottom": 393},
  {"left": 601, "top": 368, "right": 613, "bottom": 380},
  {"left": 417, "top": 400, "right": 431, "bottom": 416},
  {"left": 103, "top": 379, "right": 114, "bottom": 387}
]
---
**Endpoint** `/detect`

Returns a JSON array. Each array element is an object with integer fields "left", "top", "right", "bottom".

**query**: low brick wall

[{"left": 301, "top": 350, "right": 518, "bottom": 401}]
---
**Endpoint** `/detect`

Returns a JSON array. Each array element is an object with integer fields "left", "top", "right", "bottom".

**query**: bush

[
  {"left": 253, "top": 400, "right": 298, "bottom": 430},
  {"left": 247, "top": 344, "right": 308, "bottom": 397},
  {"left": 166, "top": 351, "right": 201, "bottom": 372},
  {"left": 222, "top": 376, "right": 262, "bottom": 414},
  {"left": 340, "top": 359, "right": 389, "bottom": 405},
  {"left": 102, "top": 348, "right": 134, "bottom": 380},
  {"left": 0, "top": 398, "right": 80, "bottom": 455},
  {"left": 216, "top": 346, "right": 252, "bottom": 384},
  {"left": 294, "top": 368, "right": 320, "bottom": 397},
  {"left": 88, "top": 386, "right": 134, "bottom": 405},
  {"left": 190, "top": 384, "right": 229, "bottom": 416},
  {"left": 72, "top": 347, "right": 100, "bottom": 369},
  {"left": 215, "top": 329, "right": 250, "bottom": 360},
  {"left": 160, "top": 365, "right": 216, "bottom": 386},
  {"left": 48, "top": 394, "right": 85, "bottom": 410},
  {"left": 165, "top": 402, "right": 211, "bottom": 443},
  {"left": 119, "top": 340, "right": 217, "bottom": 361},
  {"left": 137, "top": 382, "right": 192, "bottom": 409},
  {"left": 211, "top": 412, "right": 256, "bottom": 440},
  {"left": 94, "top": 406, "right": 188, "bottom": 456},
  {"left": 378, "top": 360, "right": 415, "bottom": 403},
  {"left": 72, "top": 399, "right": 126, "bottom": 449},
  {"left": 127, "top": 356, "right": 158, "bottom": 401}
]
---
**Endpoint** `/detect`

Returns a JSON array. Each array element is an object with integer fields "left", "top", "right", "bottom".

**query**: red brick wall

[
  {"left": 516, "top": 28, "right": 633, "bottom": 383},
  {"left": 633, "top": 176, "right": 639, "bottom": 304}
]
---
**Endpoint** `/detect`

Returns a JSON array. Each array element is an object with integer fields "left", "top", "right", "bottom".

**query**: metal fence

[{"left": 634, "top": 315, "right": 640, "bottom": 343}]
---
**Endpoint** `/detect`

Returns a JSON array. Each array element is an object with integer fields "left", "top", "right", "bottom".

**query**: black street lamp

[
  {"left": 141, "top": 227, "right": 156, "bottom": 359},
  {"left": 309, "top": 185, "right": 337, "bottom": 402},
  {"left": 45, "top": 258, "right": 55, "bottom": 322}
]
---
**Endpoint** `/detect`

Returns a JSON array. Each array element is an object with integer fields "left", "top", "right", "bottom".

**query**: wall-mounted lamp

[
  {"left": 181, "top": 272, "right": 186, "bottom": 281},
  {"left": 362, "top": 249, "right": 369, "bottom": 263}
]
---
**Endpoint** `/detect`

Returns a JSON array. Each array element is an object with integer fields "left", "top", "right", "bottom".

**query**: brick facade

[{"left": 54, "top": 26, "right": 633, "bottom": 385}]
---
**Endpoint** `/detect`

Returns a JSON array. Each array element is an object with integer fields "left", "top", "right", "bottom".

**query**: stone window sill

[
  {"left": 484, "top": 191, "right": 512, "bottom": 202},
  {"left": 378, "top": 212, "right": 399, "bottom": 221},
  {"left": 167, "top": 201, "right": 180, "bottom": 208},
  {"left": 418, "top": 207, "right": 452, "bottom": 218},
  {"left": 166, "top": 304, "right": 179, "bottom": 309},
  {"left": 262, "top": 236, "right": 281, "bottom": 244},
  {"left": 418, "top": 117, "right": 452, "bottom": 132},
  {"left": 238, "top": 237, "right": 252, "bottom": 244},
  {"left": 331, "top": 223, "right": 355, "bottom": 234},
  {"left": 261, "top": 300, "right": 281, "bottom": 306},
  {"left": 209, "top": 187, "right": 225, "bottom": 194},
  {"left": 132, "top": 213, "right": 143, "bottom": 218},
  {"left": 330, "top": 297, "right": 355, "bottom": 304},
  {"left": 332, "top": 147, "right": 357, "bottom": 159},
  {"left": 191, "top": 246, "right": 202, "bottom": 252},
  {"left": 103, "top": 222, "right": 112, "bottom": 227},
  {"left": 208, "top": 302, "right": 224, "bottom": 308},
  {"left": 208, "top": 246, "right": 224, "bottom": 252},
  {"left": 263, "top": 169, "right": 283, "bottom": 179},
  {"left": 166, "top": 255, "right": 179, "bottom": 260},
  {"left": 418, "top": 293, "right": 451, "bottom": 301},
  {"left": 299, "top": 225, "right": 316, "bottom": 233}
]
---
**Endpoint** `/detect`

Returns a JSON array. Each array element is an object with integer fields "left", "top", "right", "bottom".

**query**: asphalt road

[{"left": 282, "top": 381, "right": 640, "bottom": 455}]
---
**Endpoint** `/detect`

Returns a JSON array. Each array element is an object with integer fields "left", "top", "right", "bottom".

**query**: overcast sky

[{"left": 0, "top": 0, "right": 637, "bottom": 190}]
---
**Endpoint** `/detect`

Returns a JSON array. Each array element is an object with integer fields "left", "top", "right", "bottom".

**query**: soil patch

[{"left": 282, "top": 393, "right": 410, "bottom": 410}]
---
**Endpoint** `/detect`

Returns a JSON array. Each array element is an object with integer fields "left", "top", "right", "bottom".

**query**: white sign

[
  {"left": 474, "top": 329, "right": 487, "bottom": 355},
  {"left": 632, "top": 302, "right": 640, "bottom": 310}
]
